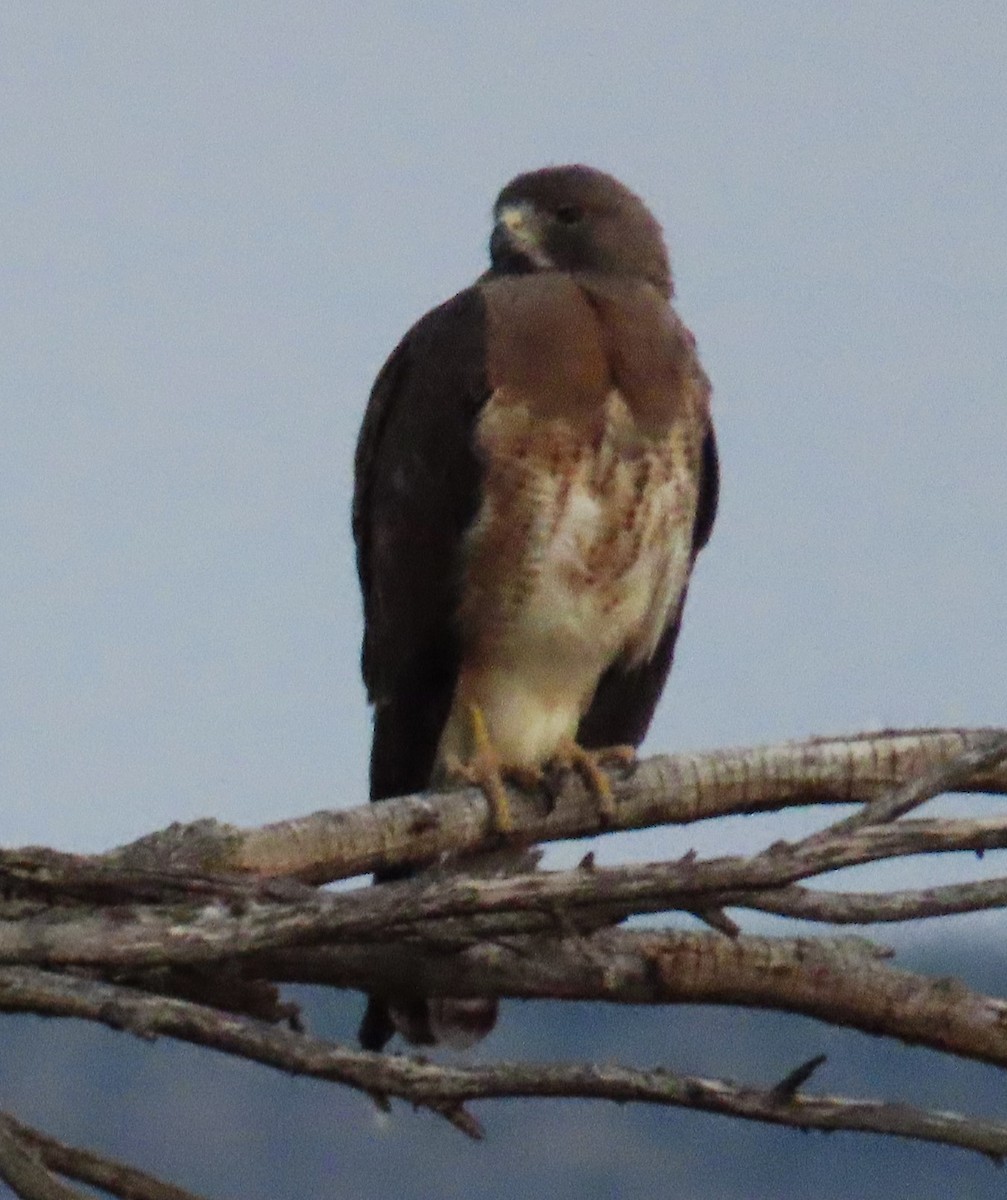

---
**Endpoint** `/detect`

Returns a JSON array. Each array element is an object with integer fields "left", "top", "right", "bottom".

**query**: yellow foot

[
  {"left": 443, "top": 705, "right": 542, "bottom": 837},
  {"left": 550, "top": 739, "right": 636, "bottom": 825}
]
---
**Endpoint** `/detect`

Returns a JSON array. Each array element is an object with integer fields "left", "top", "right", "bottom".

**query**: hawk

[{"left": 353, "top": 165, "right": 718, "bottom": 1050}]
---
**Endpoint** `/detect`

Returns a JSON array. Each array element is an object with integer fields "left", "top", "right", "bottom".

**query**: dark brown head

[{"left": 489, "top": 165, "right": 672, "bottom": 297}]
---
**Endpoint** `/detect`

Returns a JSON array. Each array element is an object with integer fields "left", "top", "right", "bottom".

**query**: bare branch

[
  {"left": 104, "top": 728, "right": 1007, "bottom": 883},
  {"left": 1, "top": 1112, "right": 211, "bottom": 1200},
  {"left": 1, "top": 966, "right": 1006, "bottom": 1160},
  {"left": 769, "top": 1055, "right": 828, "bottom": 1100},
  {"left": 737, "top": 876, "right": 1007, "bottom": 923},
  {"left": 812, "top": 732, "right": 1007, "bottom": 839},
  {"left": 251, "top": 927, "right": 1007, "bottom": 1069},
  {"left": 3, "top": 813, "right": 1007, "bottom": 971},
  {"left": 2, "top": 725, "right": 1007, "bottom": 1184},
  {"left": 0, "top": 1114, "right": 91, "bottom": 1200}
]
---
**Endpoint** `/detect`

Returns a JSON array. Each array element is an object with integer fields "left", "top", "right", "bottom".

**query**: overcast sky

[
  {"left": 2, "top": 6, "right": 1006, "bottom": 1199},
  {"left": 2, "top": 3, "right": 1003, "bottom": 887}
]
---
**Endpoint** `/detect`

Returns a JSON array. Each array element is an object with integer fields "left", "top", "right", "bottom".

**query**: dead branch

[
  {"left": 737, "top": 876, "right": 1007, "bottom": 922},
  {"left": 104, "top": 727, "right": 1007, "bottom": 883},
  {"left": 0, "top": 1115, "right": 88, "bottom": 1200},
  {"left": 2, "top": 726, "right": 1007, "bottom": 1200},
  {"left": 0, "top": 1113, "right": 209, "bottom": 1200},
  {"left": 251, "top": 927, "right": 1007, "bottom": 1067},
  {"left": 3, "top": 813, "right": 1007, "bottom": 970},
  {"left": 2, "top": 965, "right": 1007, "bottom": 1162}
]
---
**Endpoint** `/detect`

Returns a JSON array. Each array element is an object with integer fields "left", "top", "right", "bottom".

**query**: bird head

[{"left": 489, "top": 165, "right": 672, "bottom": 298}]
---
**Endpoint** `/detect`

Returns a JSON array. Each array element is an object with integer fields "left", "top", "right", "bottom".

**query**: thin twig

[
  {"left": 769, "top": 1055, "right": 829, "bottom": 1100},
  {"left": 1, "top": 1112, "right": 211, "bottom": 1200},
  {"left": 734, "top": 876, "right": 1007, "bottom": 923},
  {"left": 0, "top": 967, "right": 1005, "bottom": 1160},
  {"left": 0, "top": 1115, "right": 90, "bottom": 1200},
  {"left": 812, "top": 732, "right": 1007, "bottom": 840}
]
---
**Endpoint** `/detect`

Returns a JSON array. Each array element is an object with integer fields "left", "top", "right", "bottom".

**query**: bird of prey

[{"left": 352, "top": 164, "right": 718, "bottom": 1050}]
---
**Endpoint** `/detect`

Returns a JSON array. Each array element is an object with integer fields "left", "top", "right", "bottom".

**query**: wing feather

[{"left": 352, "top": 287, "right": 490, "bottom": 800}]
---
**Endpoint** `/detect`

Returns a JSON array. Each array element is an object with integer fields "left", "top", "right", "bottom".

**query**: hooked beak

[{"left": 490, "top": 202, "right": 552, "bottom": 270}]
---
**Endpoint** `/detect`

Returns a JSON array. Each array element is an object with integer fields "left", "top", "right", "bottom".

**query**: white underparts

[{"left": 436, "top": 390, "right": 696, "bottom": 771}]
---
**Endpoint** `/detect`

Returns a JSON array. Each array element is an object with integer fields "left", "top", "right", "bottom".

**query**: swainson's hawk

[{"left": 353, "top": 165, "right": 718, "bottom": 1050}]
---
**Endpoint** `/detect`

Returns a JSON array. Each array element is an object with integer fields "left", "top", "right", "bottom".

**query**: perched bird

[{"left": 352, "top": 165, "right": 718, "bottom": 1050}]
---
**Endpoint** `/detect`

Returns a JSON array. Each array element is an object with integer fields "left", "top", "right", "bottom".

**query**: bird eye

[{"left": 554, "top": 204, "right": 584, "bottom": 225}]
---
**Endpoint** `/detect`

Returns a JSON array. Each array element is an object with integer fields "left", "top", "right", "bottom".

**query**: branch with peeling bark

[
  {"left": 105, "top": 726, "right": 1007, "bottom": 881},
  {"left": 1, "top": 727, "right": 1007, "bottom": 1200},
  {"left": 4, "top": 965, "right": 1007, "bottom": 1161}
]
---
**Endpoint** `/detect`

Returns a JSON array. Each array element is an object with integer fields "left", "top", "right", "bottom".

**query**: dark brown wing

[
  {"left": 353, "top": 286, "right": 490, "bottom": 802},
  {"left": 577, "top": 423, "right": 719, "bottom": 749}
]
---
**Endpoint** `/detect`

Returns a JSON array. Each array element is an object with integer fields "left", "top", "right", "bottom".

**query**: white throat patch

[{"left": 497, "top": 203, "right": 554, "bottom": 269}]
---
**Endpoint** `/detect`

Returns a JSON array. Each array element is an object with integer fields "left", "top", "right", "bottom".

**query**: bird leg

[
  {"left": 549, "top": 738, "right": 636, "bottom": 825},
  {"left": 442, "top": 704, "right": 541, "bottom": 837}
]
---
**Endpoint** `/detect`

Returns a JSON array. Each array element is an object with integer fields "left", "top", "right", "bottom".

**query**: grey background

[{"left": 1, "top": 3, "right": 1005, "bottom": 1197}]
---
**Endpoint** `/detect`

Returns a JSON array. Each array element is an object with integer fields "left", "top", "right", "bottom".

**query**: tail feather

[{"left": 359, "top": 995, "right": 498, "bottom": 1051}]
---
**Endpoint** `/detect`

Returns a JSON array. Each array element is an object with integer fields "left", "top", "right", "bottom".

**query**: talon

[
  {"left": 594, "top": 744, "right": 637, "bottom": 772},
  {"left": 444, "top": 704, "right": 536, "bottom": 837},
  {"left": 551, "top": 739, "right": 636, "bottom": 825},
  {"left": 470, "top": 704, "right": 514, "bottom": 834}
]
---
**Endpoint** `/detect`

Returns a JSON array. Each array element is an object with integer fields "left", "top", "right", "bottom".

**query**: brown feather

[{"left": 352, "top": 165, "right": 718, "bottom": 1050}]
